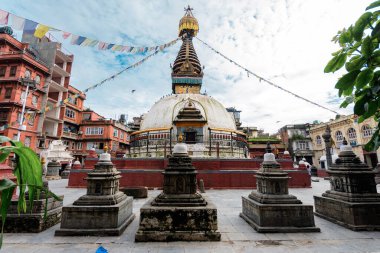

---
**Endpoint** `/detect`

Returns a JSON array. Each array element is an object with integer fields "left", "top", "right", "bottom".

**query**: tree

[
  {"left": 0, "top": 136, "right": 60, "bottom": 248},
  {"left": 324, "top": 0, "right": 380, "bottom": 151}
]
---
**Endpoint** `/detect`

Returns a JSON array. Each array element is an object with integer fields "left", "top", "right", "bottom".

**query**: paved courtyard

[{"left": 2, "top": 178, "right": 380, "bottom": 253}]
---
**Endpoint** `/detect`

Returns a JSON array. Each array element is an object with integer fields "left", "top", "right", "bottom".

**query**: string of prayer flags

[
  {"left": 0, "top": 8, "right": 179, "bottom": 54},
  {"left": 195, "top": 37, "right": 340, "bottom": 115}
]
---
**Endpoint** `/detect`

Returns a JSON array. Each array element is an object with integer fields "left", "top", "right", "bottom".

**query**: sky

[{"left": 1, "top": 0, "right": 374, "bottom": 133}]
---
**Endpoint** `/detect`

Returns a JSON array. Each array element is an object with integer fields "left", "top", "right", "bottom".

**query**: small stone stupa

[
  {"left": 314, "top": 138, "right": 380, "bottom": 230},
  {"left": 135, "top": 134, "right": 221, "bottom": 242},
  {"left": 240, "top": 143, "right": 320, "bottom": 232},
  {"left": 55, "top": 145, "right": 135, "bottom": 236}
]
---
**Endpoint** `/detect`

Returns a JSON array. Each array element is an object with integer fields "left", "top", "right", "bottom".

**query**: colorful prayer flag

[
  {"left": 0, "top": 10, "right": 9, "bottom": 25},
  {"left": 62, "top": 31, "right": 71, "bottom": 39},
  {"left": 70, "top": 35, "right": 79, "bottom": 44},
  {"left": 34, "top": 24, "right": 50, "bottom": 38},
  {"left": 10, "top": 14, "right": 25, "bottom": 30},
  {"left": 23, "top": 19, "right": 38, "bottom": 34},
  {"left": 76, "top": 36, "right": 86, "bottom": 45}
]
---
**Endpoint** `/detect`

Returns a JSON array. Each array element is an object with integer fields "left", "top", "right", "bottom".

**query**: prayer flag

[
  {"left": 88, "top": 39, "right": 99, "bottom": 47},
  {"left": 23, "top": 19, "right": 38, "bottom": 34},
  {"left": 98, "top": 42, "right": 108, "bottom": 50},
  {"left": 10, "top": 14, "right": 25, "bottom": 30},
  {"left": 76, "top": 36, "right": 86, "bottom": 45},
  {"left": 0, "top": 10, "right": 9, "bottom": 25},
  {"left": 34, "top": 24, "right": 50, "bottom": 38},
  {"left": 111, "top": 45, "right": 123, "bottom": 51},
  {"left": 62, "top": 31, "right": 71, "bottom": 39},
  {"left": 107, "top": 44, "right": 115, "bottom": 50},
  {"left": 71, "top": 35, "right": 79, "bottom": 44}
]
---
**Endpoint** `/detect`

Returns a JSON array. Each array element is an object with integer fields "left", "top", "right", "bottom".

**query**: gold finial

[
  {"left": 41, "top": 157, "right": 46, "bottom": 165},
  {"left": 179, "top": 6, "right": 199, "bottom": 37},
  {"left": 178, "top": 132, "right": 183, "bottom": 143},
  {"left": 104, "top": 144, "right": 109, "bottom": 153}
]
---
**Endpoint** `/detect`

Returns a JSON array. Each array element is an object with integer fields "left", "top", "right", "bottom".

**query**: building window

[
  {"left": 28, "top": 114, "right": 34, "bottom": 126},
  {"left": 13, "top": 134, "right": 18, "bottom": 140},
  {"left": 335, "top": 130, "right": 344, "bottom": 147},
  {"left": 113, "top": 129, "right": 118, "bottom": 137},
  {"left": 68, "top": 95, "right": 78, "bottom": 105},
  {"left": 316, "top": 135, "right": 322, "bottom": 145},
  {"left": 35, "top": 75, "right": 41, "bottom": 84},
  {"left": 32, "top": 95, "right": 38, "bottom": 105},
  {"left": 85, "top": 127, "right": 104, "bottom": 135},
  {"left": 0, "top": 66, "right": 5, "bottom": 77},
  {"left": 24, "top": 69, "right": 31, "bottom": 79},
  {"left": 5, "top": 88, "right": 12, "bottom": 99},
  {"left": 347, "top": 128, "right": 357, "bottom": 139},
  {"left": 17, "top": 112, "right": 22, "bottom": 123},
  {"left": 24, "top": 136, "right": 31, "bottom": 147},
  {"left": 297, "top": 141, "right": 308, "bottom": 150},
  {"left": 120, "top": 132, "right": 124, "bottom": 139},
  {"left": 362, "top": 125, "right": 373, "bottom": 138},
  {"left": 71, "top": 142, "right": 75, "bottom": 150},
  {"left": 76, "top": 142, "right": 82, "bottom": 150},
  {"left": 10, "top": 66, "right": 17, "bottom": 77},
  {"left": 0, "top": 111, "right": 8, "bottom": 121},
  {"left": 65, "top": 108, "right": 75, "bottom": 119},
  {"left": 82, "top": 113, "right": 91, "bottom": 120}
]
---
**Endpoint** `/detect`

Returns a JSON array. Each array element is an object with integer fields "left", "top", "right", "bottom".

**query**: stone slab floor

[{"left": 2, "top": 178, "right": 380, "bottom": 253}]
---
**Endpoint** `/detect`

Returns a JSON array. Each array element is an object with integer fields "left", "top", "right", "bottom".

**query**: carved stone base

[
  {"left": 55, "top": 196, "right": 134, "bottom": 236},
  {"left": 314, "top": 195, "right": 380, "bottom": 231},
  {"left": 60, "top": 169, "right": 70, "bottom": 179},
  {"left": 240, "top": 196, "right": 320, "bottom": 233},
  {"left": 135, "top": 197, "right": 221, "bottom": 242},
  {"left": 1, "top": 196, "right": 63, "bottom": 233}
]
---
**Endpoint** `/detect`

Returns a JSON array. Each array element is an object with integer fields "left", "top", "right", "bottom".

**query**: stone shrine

[
  {"left": 135, "top": 134, "right": 221, "bottom": 241},
  {"left": 55, "top": 147, "right": 134, "bottom": 236},
  {"left": 240, "top": 143, "right": 320, "bottom": 232},
  {"left": 314, "top": 138, "right": 380, "bottom": 230}
]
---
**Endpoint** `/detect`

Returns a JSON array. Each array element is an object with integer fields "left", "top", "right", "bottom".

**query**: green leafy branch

[
  {"left": 0, "top": 136, "right": 61, "bottom": 248},
  {"left": 324, "top": 0, "right": 380, "bottom": 151}
]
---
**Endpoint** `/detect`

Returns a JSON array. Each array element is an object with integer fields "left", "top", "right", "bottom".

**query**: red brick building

[
  {"left": 0, "top": 27, "right": 130, "bottom": 161},
  {"left": 0, "top": 26, "right": 50, "bottom": 148}
]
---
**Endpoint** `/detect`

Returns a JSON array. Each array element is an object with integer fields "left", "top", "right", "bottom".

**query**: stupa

[
  {"left": 314, "top": 138, "right": 380, "bottom": 230},
  {"left": 45, "top": 140, "right": 73, "bottom": 179},
  {"left": 135, "top": 134, "right": 221, "bottom": 241},
  {"left": 55, "top": 146, "right": 134, "bottom": 236},
  {"left": 129, "top": 6, "right": 247, "bottom": 159},
  {"left": 240, "top": 143, "right": 320, "bottom": 232}
]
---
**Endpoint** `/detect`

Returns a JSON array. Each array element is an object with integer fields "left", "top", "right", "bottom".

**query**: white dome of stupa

[{"left": 140, "top": 94, "right": 236, "bottom": 131}]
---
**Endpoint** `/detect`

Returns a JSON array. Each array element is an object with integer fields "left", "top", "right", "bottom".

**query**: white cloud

[{"left": 2, "top": 0, "right": 373, "bottom": 132}]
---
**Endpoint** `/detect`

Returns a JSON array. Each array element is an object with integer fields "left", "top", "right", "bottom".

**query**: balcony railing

[{"left": 62, "top": 131, "right": 78, "bottom": 139}]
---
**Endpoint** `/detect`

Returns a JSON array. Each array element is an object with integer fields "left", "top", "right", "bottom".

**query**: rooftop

[{"left": 4, "top": 179, "right": 380, "bottom": 252}]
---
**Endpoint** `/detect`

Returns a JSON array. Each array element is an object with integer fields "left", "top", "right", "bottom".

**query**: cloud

[{"left": 2, "top": 0, "right": 374, "bottom": 133}]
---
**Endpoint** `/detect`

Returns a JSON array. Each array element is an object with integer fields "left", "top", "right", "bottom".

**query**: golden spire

[
  {"left": 179, "top": 5, "right": 199, "bottom": 37},
  {"left": 104, "top": 144, "right": 109, "bottom": 153}
]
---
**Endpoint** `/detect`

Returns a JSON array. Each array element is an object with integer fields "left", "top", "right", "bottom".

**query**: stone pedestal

[
  {"left": 1, "top": 179, "right": 64, "bottom": 233},
  {"left": 61, "top": 164, "right": 71, "bottom": 179},
  {"left": 135, "top": 142, "right": 221, "bottom": 242},
  {"left": 55, "top": 152, "right": 135, "bottom": 236},
  {"left": 240, "top": 145, "right": 319, "bottom": 233},
  {"left": 314, "top": 142, "right": 380, "bottom": 231},
  {"left": 374, "top": 163, "right": 380, "bottom": 185},
  {"left": 46, "top": 160, "right": 61, "bottom": 180}
]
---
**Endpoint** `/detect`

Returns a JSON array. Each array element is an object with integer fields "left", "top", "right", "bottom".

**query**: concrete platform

[{"left": 2, "top": 178, "right": 380, "bottom": 253}]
